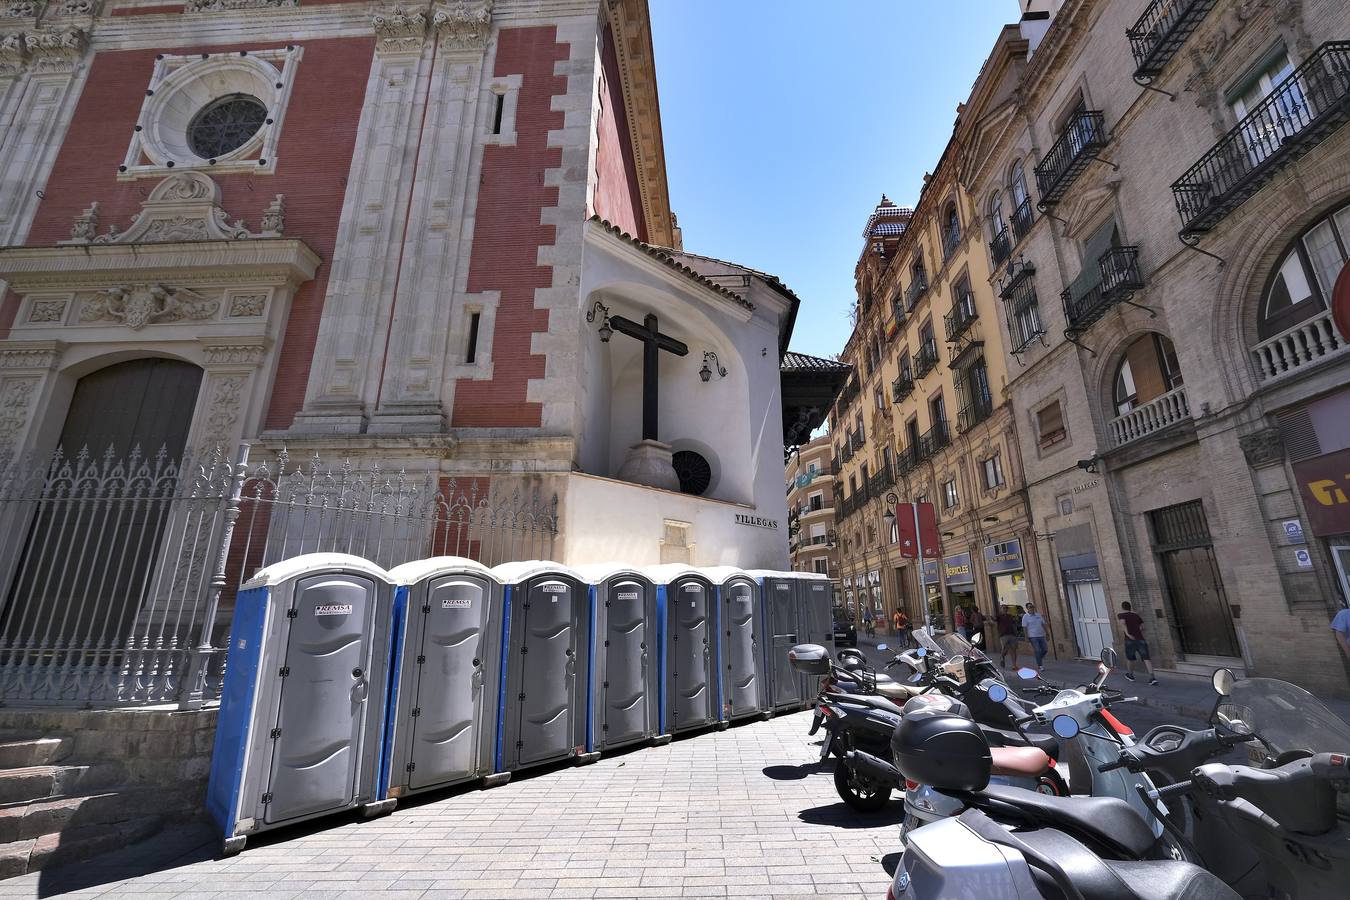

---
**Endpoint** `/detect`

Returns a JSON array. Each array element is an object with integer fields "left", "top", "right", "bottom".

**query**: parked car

[{"left": 832, "top": 608, "right": 857, "bottom": 647}]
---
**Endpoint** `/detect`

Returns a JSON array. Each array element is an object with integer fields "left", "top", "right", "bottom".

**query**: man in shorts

[
  {"left": 1117, "top": 601, "right": 1158, "bottom": 685},
  {"left": 996, "top": 605, "right": 1019, "bottom": 669}
]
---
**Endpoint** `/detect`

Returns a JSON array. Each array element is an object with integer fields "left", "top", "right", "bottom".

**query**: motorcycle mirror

[
  {"left": 970, "top": 632, "right": 983, "bottom": 646},
  {"left": 1211, "top": 668, "right": 1234, "bottom": 697},
  {"left": 877, "top": 643, "right": 888, "bottom": 651},
  {"left": 987, "top": 684, "right": 1009, "bottom": 703},
  {"left": 1016, "top": 667, "right": 1038, "bottom": 681},
  {"left": 909, "top": 673, "right": 924, "bottom": 684},
  {"left": 1099, "top": 647, "right": 1118, "bottom": 669},
  {"left": 1051, "top": 714, "right": 1081, "bottom": 739},
  {"left": 916, "top": 648, "right": 927, "bottom": 658}
]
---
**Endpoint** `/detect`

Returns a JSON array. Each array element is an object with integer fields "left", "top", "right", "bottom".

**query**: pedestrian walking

[
  {"left": 893, "top": 609, "right": 911, "bottom": 649},
  {"left": 954, "top": 605, "right": 968, "bottom": 640},
  {"left": 862, "top": 606, "right": 875, "bottom": 637},
  {"left": 1117, "top": 601, "right": 1158, "bottom": 686},
  {"left": 1022, "top": 602, "right": 1049, "bottom": 670},
  {"left": 1332, "top": 604, "right": 1350, "bottom": 660},
  {"left": 996, "top": 605, "right": 1019, "bottom": 669}
]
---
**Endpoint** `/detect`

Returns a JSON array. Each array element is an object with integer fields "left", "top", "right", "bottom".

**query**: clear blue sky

[{"left": 648, "top": 1, "right": 1017, "bottom": 360}]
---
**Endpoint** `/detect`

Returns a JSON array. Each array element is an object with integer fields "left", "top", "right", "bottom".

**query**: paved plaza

[{"left": 6, "top": 712, "right": 896, "bottom": 900}]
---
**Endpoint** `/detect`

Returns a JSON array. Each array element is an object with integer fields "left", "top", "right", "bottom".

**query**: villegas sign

[{"left": 734, "top": 514, "right": 779, "bottom": 530}]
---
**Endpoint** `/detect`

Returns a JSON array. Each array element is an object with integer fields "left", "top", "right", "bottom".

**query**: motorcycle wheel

[
  {"left": 834, "top": 764, "right": 891, "bottom": 812},
  {"left": 1037, "top": 769, "right": 1069, "bottom": 797}
]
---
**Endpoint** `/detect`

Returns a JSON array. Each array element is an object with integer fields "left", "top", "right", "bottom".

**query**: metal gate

[
  {"left": 265, "top": 572, "right": 379, "bottom": 824},
  {"left": 401, "top": 573, "right": 496, "bottom": 792},
  {"left": 666, "top": 576, "right": 712, "bottom": 732},
  {"left": 1067, "top": 580, "right": 1112, "bottom": 660},
  {"left": 1151, "top": 500, "right": 1240, "bottom": 658},
  {"left": 721, "top": 577, "right": 760, "bottom": 719}
]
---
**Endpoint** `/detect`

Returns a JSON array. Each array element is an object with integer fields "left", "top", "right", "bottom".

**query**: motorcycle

[{"left": 888, "top": 703, "right": 1241, "bottom": 900}]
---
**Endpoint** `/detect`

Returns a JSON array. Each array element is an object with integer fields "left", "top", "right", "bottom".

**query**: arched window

[
  {"left": 1010, "top": 160, "right": 1029, "bottom": 208},
  {"left": 1257, "top": 201, "right": 1350, "bottom": 340},
  {"left": 1113, "top": 333, "right": 1183, "bottom": 416},
  {"left": 988, "top": 191, "right": 1005, "bottom": 238},
  {"left": 942, "top": 203, "right": 961, "bottom": 259}
]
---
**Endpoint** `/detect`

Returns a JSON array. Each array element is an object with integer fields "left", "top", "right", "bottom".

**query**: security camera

[{"left": 1076, "top": 453, "right": 1100, "bottom": 474}]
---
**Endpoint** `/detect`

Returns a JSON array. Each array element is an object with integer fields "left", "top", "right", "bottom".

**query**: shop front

[
  {"left": 922, "top": 559, "right": 944, "bottom": 629},
  {"left": 986, "top": 539, "right": 1030, "bottom": 618},
  {"left": 1294, "top": 445, "right": 1350, "bottom": 605},
  {"left": 943, "top": 552, "right": 976, "bottom": 636}
]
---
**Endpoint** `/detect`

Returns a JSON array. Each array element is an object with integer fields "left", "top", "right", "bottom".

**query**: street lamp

[
  {"left": 699, "top": 350, "right": 727, "bottom": 382},
  {"left": 586, "top": 300, "right": 612, "bottom": 342}
]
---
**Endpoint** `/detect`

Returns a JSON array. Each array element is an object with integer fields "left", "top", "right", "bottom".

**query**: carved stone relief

[
  {"left": 373, "top": 5, "right": 429, "bottom": 55},
  {"left": 433, "top": 0, "right": 493, "bottom": 51},
  {"left": 2, "top": 1, "right": 43, "bottom": 18},
  {"left": 197, "top": 374, "right": 248, "bottom": 447},
  {"left": 28, "top": 300, "right": 66, "bottom": 323},
  {"left": 25, "top": 26, "right": 86, "bottom": 73},
  {"left": 202, "top": 343, "right": 266, "bottom": 366},
  {"left": 78, "top": 284, "right": 219, "bottom": 330},
  {"left": 184, "top": 0, "right": 297, "bottom": 12},
  {"left": 1240, "top": 426, "right": 1286, "bottom": 468},
  {"left": 0, "top": 377, "right": 39, "bottom": 461},
  {"left": 0, "top": 346, "right": 60, "bottom": 369},
  {"left": 67, "top": 173, "right": 286, "bottom": 246},
  {"left": 227, "top": 294, "right": 267, "bottom": 317},
  {"left": 0, "top": 30, "right": 27, "bottom": 76}
]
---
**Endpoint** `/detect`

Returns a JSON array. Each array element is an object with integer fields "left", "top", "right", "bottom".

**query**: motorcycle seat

[
  {"left": 976, "top": 783, "right": 1156, "bottom": 860},
  {"left": 833, "top": 692, "right": 905, "bottom": 716},
  {"left": 990, "top": 746, "right": 1050, "bottom": 777},
  {"left": 981, "top": 726, "right": 1060, "bottom": 761},
  {"left": 876, "top": 681, "right": 925, "bottom": 700}
]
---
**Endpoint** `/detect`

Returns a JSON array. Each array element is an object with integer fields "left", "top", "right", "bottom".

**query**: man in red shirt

[{"left": 1117, "top": 601, "right": 1158, "bottom": 685}]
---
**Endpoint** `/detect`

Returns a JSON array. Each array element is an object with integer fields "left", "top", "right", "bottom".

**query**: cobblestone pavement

[{"left": 5, "top": 712, "right": 896, "bottom": 900}]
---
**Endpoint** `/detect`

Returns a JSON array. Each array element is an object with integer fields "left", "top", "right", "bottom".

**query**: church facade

[{"left": 0, "top": 0, "right": 806, "bottom": 593}]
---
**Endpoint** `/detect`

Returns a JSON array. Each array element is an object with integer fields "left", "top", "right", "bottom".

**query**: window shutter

[{"left": 1068, "top": 220, "right": 1119, "bottom": 300}]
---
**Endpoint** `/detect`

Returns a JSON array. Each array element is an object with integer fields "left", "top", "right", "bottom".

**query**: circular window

[
  {"left": 187, "top": 95, "right": 267, "bottom": 160},
  {"left": 672, "top": 450, "right": 712, "bottom": 496}
]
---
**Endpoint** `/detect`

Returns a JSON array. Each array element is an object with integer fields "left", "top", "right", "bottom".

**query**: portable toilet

[
  {"left": 206, "top": 553, "right": 397, "bottom": 855},
  {"left": 574, "top": 563, "right": 660, "bottom": 753},
  {"left": 646, "top": 564, "right": 717, "bottom": 736},
  {"left": 746, "top": 570, "right": 807, "bottom": 712},
  {"left": 702, "top": 566, "right": 765, "bottom": 723},
  {"left": 490, "top": 561, "right": 594, "bottom": 774},
  {"left": 796, "top": 572, "right": 835, "bottom": 650},
  {"left": 381, "top": 557, "right": 503, "bottom": 800}
]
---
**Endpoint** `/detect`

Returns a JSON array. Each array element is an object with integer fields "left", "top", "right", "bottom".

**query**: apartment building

[
  {"left": 787, "top": 434, "right": 840, "bottom": 581},
  {"left": 959, "top": 0, "right": 1350, "bottom": 691}
]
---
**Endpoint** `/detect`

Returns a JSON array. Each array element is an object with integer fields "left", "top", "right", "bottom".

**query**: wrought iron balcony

[
  {"left": 1128, "top": 0, "right": 1217, "bottom": 84},
  {"left": 1062, "top": 246, "right": 1145, "bottom": 338},
  {"left": 1172, "top": 42, "right": 1350, "bottom": 238},
  {"left": 941, "top": 225, "right": 962, "bottom": 261},
  {"left": 958, "top": 393, "right": 994, "bottom": 434},
  {"left": 905, "top": 273, "right": 929, "bottom": 311},
  {"left": 892, "top": 296, "right": 908, "bottom": 326},
  {"left": 892, "top": 372, "right": 914, "bottom": 403},
  {"left": 867, "top": 461, "right": 895, "bottom": 496},
  {"left": 919, "top": 421, "right": 950, "bottom": 459},
  {"left": 1000, "top": 260, "right": 1045, "bottom": 355},
  {"left": 943, "top": 294, "right": 978, "bottom": 343},
  {"left": 1035, "top": 110, "right": 1107, "bottom": 209},
  {"left": 1107, "top": 386, "right": 1191, "bottom": 447},
  {"left": 896, "top": 445, "right": 921, "bottom": 477},
  {"left": 912, "top": 342, "right": 940, "bottom": 379},
  {"left": 990, "top": 223, "right": 1012, "bottom": 266},
  {"left": 1010, "top": 199, "right": 1035, "bottom": 241}
]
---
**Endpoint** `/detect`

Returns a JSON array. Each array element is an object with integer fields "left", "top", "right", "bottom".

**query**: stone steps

[
  {"left": 0, "top": 762, "right": 124, "bottom": 806},
  {"left": 0, "top": 814, "right": 163, "bottom": 880},
  {"left": 0, "top": 737, "right": 71, "bottom": 771}
]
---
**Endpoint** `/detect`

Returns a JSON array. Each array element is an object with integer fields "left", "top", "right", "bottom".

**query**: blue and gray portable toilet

[
  {"left": 746, "top": 570, "right": 808, "bottom": 712},
  {"left": 646, "top": 564, "right": 717, "bottom": 736},
  {"left": 490, "top": 561, "right": 595, "bottom": 774},
  {"left": 381, "top": 557, "right": 503, "bottom": 800},
  {"left": 701, "top": 566, "right": 765, "bottom": 723},
  {"left": 207, "top": 553, "right": 397, "bottom": 855},
  {"left": 796, "top": 572, "right": 835, "bottom": 650},
  {"left": 574, "top": 563, "right": 660, "bottom": 753}
]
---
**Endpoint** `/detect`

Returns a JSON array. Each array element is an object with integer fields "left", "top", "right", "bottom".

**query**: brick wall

[
  {"left": 0, "top": 37, "right": 374, "bottom": 432},
  {"left": 593, "top": 22, "right": 644, "bottom": 240},
  {"left": 450, "top": 26, "right": 570, "bottom": 428}
]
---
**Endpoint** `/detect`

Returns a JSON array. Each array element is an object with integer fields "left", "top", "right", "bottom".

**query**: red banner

[
  {"left": 917, "top": 501, "right": 940, "bottom": 558},
  {"left": 895, "top": 502, "right": 919, "bottom": 558}
]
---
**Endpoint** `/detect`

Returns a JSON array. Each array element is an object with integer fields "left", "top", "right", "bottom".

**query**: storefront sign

[
  {"left": 984, "top": 539, "right": 1024, "bottom": 574},
  {"left": 734, "top": 513, "right": 779, "bottom": 530},
  {"left": 1292, "top": 447, "right": 1350, "bottom": 537},
  {"left": 1282, "top": 519, "right": 1306, "bottom": 545},
  {"left": 922, "top": 559, "right": 940, "bottom": 585},
  {"left": 943, "top": 552, "right": 975, "bottom": 586},
  {"left": 1063, "top": 565, "right": 1101, "bottom": 585}
]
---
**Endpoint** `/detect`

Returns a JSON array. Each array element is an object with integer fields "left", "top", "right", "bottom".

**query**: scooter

[{"left": 888, "top": 705, "right": 1241, "bottom": 900}]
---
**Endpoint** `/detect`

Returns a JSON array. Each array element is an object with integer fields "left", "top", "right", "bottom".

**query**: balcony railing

[
  {"left": 990, "top": 224, "right": 1012, "bottom": 266},
  {"left": 1128, "top": 0, "right": 1217, "bottom": 83},
  {"left": 1001, "top": 262, "right": 1045, "bottom": 355},
  {"left": 1035, "top": 110, "right": 1107, "bottom": 208},
  {"left": 892, "top": 297, "right": 908, "bottom": 326},
  {"left": 1010, "top": 198, "right": 1035, "bottom": 241},
  {"left": 1107, "top": 386, "right": 1191, "bottom": 447},
  {"left": 942, "top": 226, "right": 962, "bottom": 261},
  {"left": 958, "top": 393, "right": 994, "bottom": 434},
  {"left": 944, "top": 294, "right": 978, "bottom": 343},
  {"left": 1250, "top": 308, "right": 1350, "bottom": 383},
  {"left": 913, "top": 342, "right": 939, "bottom": 378},
  {"left": 896, "top": 445, "right": 921, "bottom": 477},
  {"left": 905, "top": 273, "right": 929, "bottom": 311},
  {"left": 892, "top": 373, "right": 914, "bottom": 403},
  {"left": 920, "top": 421, "right": 950, "bottom": 459},
  {"left": 1062, "top": 247, "right": 1144, "bottom": 338},
  {"left": 867, "top": 460, "right": 895, "bottom": 496},
  {"left": 1173, "top": 43, "right": 1350, "bottom": 237}
]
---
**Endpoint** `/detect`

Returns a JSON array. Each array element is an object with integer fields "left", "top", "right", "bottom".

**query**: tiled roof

[
  {"left": 782, "top": 351, "right": 851, "bottom": 373},
  {"left": 589, "top": 217, "right": 755, "bottom": 310}
]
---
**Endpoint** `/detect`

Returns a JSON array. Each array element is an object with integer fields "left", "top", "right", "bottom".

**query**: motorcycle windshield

[
  {"left": 913, "top": 627, "right": 945, "bottom": 656},
  {"left": 938, "top": 631, "right": 992, "bottom": 664}
]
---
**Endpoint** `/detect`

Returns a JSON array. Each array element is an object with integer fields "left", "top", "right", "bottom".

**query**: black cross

[{"left": 609, "top": 312, "right": 688, "bottom": 441}]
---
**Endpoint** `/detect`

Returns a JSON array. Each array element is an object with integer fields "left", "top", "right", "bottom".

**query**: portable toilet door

[
  {"left": 206, "top": 554, "right": 396, "bottom": 855},
  {"left": 795, "top": 574, "right": 835, "bottom": 698},
  {"left": 491, "top": 562, "right": 592, "bottom": 773},
  {"left": 575, "top": 564, "right": 658, "bottom": 752},
  {"left": 748, "top": 571, "right": 805, "bottom": 712},
  {"left": 706, "top": 568, "right": 763, "bottom": 722},
  {"left": 382, "top": 558, "right": 502, "bottom": 800},
  {"left": 648, "top": 565, "right": 715, "bottom": 735}
]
